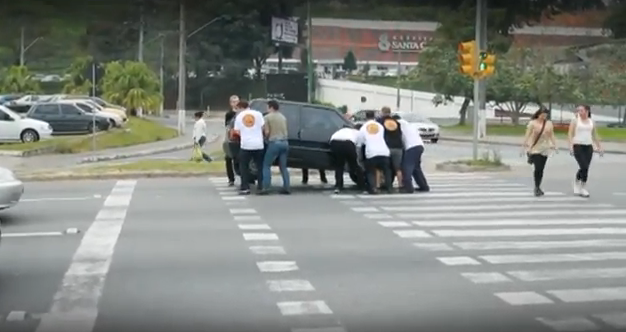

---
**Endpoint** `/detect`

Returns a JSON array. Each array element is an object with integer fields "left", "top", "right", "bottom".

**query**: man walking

[
  {"left": 260, "top": 100, "right": 290, "bottom": 195},
  {"left": 396, "top": 115, "right": 429, "bottom": 192},
  {"left": 192, "top": 111, "right": 212, "bottom": 162},
  {"left": 232, "top": 100, "right": 265, "bottom": 195},
  {"left": 223, "top": 95, "right": 239, "bottom": 186},
  {"left": 329, "top": 125, "right": 364, "bottom": 193},
  {"left": 378, "top": 106, "right": 404, "bottom": 188},
  {"left": 356, "top": 111, "right": 393, "bottom": 194}
]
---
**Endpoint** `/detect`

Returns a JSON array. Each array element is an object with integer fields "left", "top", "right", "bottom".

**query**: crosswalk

[{"left": 340, "top": 172, "right": 626, "bottom": 332}]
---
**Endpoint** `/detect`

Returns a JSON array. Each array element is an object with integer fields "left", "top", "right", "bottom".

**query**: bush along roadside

[{"left": 0, "top": 117, "right": 178, "bottom": 157}]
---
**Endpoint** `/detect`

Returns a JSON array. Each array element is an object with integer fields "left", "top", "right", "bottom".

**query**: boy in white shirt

[
  {"left": 232, "top": 100, "right": 265, "bottom": 195},
  {"left": 395, "top": 114, "right": 429, "bottom": 192},
  {"left": 192, "top": 111, "right": 212, "bottom": 162},
  {"left": 356, "top": 111, "right": 393, "bottom": 194}
]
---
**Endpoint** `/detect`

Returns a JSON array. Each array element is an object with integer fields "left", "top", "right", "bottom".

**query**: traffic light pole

[{"left": 472, "top": 0, "right": 486, "bottom": 160}]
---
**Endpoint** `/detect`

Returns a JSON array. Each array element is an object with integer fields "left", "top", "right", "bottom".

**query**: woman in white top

[{"left": 567, "top": 105, "right": 603, "bottom": 197}]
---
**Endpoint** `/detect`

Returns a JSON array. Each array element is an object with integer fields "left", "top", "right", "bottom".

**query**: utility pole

[
  {"left": 19, "top": 27, "right": 25, "bottom": 66},
  {"left": 395, "top": 51, "right": 401, "bottom": 111},
  {"left": 472, "top": 0, "right": 485, "bottom": 160},
  {"left": 306, "top": 0, "right": 313, "bottom": 103},
  {"left": 159, "top": 35, "right": 165, "bottom": 116},
  {"left": 177, "top": 0, "right": 187, "bottom": 135},
  {"left": 138, "top": 3, "right": 145, "bottom": 62},
  {"left": 478, "top": 0, "right": 488, "bottom": 138}
]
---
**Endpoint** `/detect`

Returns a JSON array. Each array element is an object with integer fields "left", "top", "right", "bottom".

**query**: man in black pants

[
  {"left": 378, "top": 106, "right": 404, "bottom": 189},
  {"left": 232, "top": 100, "right": 265, "bottom": 195},
  {"left": 223, "top": 95, "right": 239, "bottom": 186},
  {"left": 329, "top": 125, "right": 364, "bottom": 193},
  {"left": 301, "top": 169, "right": 327, "bottom": 185},
  {"left": 356, "top": 111, "right": 393, "bottom": 194}
]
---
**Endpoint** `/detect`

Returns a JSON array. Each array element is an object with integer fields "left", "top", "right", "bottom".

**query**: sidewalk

[{"left": 441, "top": 133, "right": 626, "bottom": 155}]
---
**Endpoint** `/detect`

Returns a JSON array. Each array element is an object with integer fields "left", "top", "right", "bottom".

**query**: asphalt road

[{"left": 2, "top": 169, "right": 626, "bottom": 332}]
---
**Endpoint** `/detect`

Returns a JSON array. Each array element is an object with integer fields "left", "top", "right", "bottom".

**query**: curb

[
  {"left": 441, "top": 137, "right": 626, "bottom": 155},
  {"left": 78, "top": 134, "right": 219, "bottom": 164},
  {"left": 435, "top": 161, "right": 511, "bottom": 173},
  {"left": 0, "top": 132, "right": 108, "bottom": 157}
]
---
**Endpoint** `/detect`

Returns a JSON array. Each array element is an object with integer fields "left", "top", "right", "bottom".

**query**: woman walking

[
  {"left": 567, "top": 105, "right": 603, "bottom": 197},
  {"left": 523, "top": 108, "right": 556, "bottom": 196}
]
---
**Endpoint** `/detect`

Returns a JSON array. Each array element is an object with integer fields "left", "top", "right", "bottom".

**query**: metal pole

[
  {"left": 306, "top": 0, "right": 313, "bottom": 103},
  {"left": 472, "top": 0, "right": 484, "bottom": 160},
  {"left": 478, "top": 0, "right": 487, "bottom": 138},
  {"left": 138, "top": 4, "right": 144, "bottom": 62},
  {"left": 19, "top": 27, "right": 25, "bottom": 66},
  {"left": 159, "top": 35, "right": 165, "bottom": 116},
  {"left": 177, "top": 0, "right": 187, "bottom": 135},
  {"left": 396, "top": 51, "right": 401, "bottom": 111},
  {"left": 92, "top": 63, "right": 97, "bottom": 151}
]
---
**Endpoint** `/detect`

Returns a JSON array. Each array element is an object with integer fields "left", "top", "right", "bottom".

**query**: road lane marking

[
  {"left": 593, "top": 312, "right": 626, "bottom": 329},
  {"left": 508, "top": 267, "right": 626, "bottom": 281},
  {"left": 548, "top": 287, "right": 626, "bottom": 303},
  {"left": 437, "top": 256, "right": 481, "bottom": 265},
  {"left": 535, "top": 316, "right": 598, "bottom": 331},
  {"left": 399, "top": 209, "right": 626, "bottom": 219},
  {"left": 384, "top": 203, "right": 612, "bottom": 212},
  {"left": 351, "top": 207, "right": 379, "bottom": 212},
  {"left": 238, "top": 224, "right": 271, "bottom": 230},
  {"left": 413, "top": 243, "right": 453, "bottom": 251},
  {"left": 452, "top": 239, "right": 626, "bottom": 250},
  {"left": 233, "top": 215, "right": 262, "bottom": 221},
  {"left": 414, "top": 217, "right": 626, "bottom": 227},
  {"left": 20, "top": 195, "right": 103, "bottom": 202},
  {"left": 394, "top": 230, "right": 432, "bottom": 238},
  {"left": 364, "top": 213, "right": 393, "bottom": 219},
  {"left": 221, "top": 195, "right": 244, "bottom": 200},
  {"left": 481, "top": 251, "right": 626, "bottom": 264},
  {"left": 371, "top": 196, "right": 586, "bottom": 205},
  {"left": 292, "top": 328, "right": 346, "bottom": 332},
  {"left": 359, "top": 192, "right": 564, "bottom": 199},
  {"left": 378, "top": 221, "right": 411, "bottom": 228},
  {"left": 249, "top": 246, "right": 286, "bottom": 255},
  {"left": 460, "top": 272, "right": 511, "bottom": 283},
  {"left": 243, "top": 233, "right": 278, "bottom": 241},
  {"left": 494, "top": 291, "right": 554, "bottom": 305},
  {"left": 427, "top": 183, "right": 524, "bottom": 188},
  {"left": 276, "top": 301, "right": 333, "bottom": 315},
  {"left": 432, "top": 228, "right": 626, "bottom": 237},
  {"left": 229, "top": 208, "right": 257, "bottom": 214},
  {"left": 35, "top": 179, "right": 136, "bottom": 332},
  {"left": 267, "top": 280, "right": 315, "bottom": 292},
  {"left": 257, "top": 261, "right": 298, "bottom": 272},
  {"left": 2, "top": 231, "right": 65, "bottom": 238}
]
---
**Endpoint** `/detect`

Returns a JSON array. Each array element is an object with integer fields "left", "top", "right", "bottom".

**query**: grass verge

[
  {"left": 449, "top": 159, "right": 505, "bottom": 167},
  {"left": 0, "top": 117, "right": 178, "bottom": 153},
  {"left": 442, "top": 124, "right": 626, "bottom": 141},
  {"left": 80, "top": 160, "right": 225, "bottom": 174}
]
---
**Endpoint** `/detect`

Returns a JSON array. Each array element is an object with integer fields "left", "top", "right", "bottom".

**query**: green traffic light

[{"left": 479, "top": 62, "right": 487, "bottom": 70}]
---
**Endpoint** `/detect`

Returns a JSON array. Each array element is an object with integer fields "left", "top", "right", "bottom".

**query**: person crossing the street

[
  {"left": 224, "top": 95, "right": 239, "bottom": 186},
  {"left": 523, "top": 108, "right": 556, "bottom": 196},
  {"left": 394, "top": 114, "right": 429, "bottom": 193},
  {"left": 329, "top": 125, "right": 365, "bottom": 194},
  {"left": 568, "top": 104, "right": 603, "bottom": 197},
  {"left": 356, "top": 111, "right": 393, "bottom": 194},
  {"left": 192, "top": 111, "right": 212, "bottom": 162}
]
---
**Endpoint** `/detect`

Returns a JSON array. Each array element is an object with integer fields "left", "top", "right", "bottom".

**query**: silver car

[{"left": 0, "top": 167, "right": 24, "bottom": 210}]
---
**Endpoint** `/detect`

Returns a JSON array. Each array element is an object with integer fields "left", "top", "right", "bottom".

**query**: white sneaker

[
  {"left": 580, "top": 184, "right": 590, "bottom": 197},
  {"left": 573, "top": 181, "right": 581, "bottom": 195}
]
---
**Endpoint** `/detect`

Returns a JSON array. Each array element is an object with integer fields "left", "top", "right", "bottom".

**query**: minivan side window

[
  {"left": 277, "top": 103, "right": 301, "bottom": 135},
  {"left": 32, "top": 104, "right": 60, "bottom": 116},
  {"left": 301, "top": 106, "right": 345, "bottom": 135}
]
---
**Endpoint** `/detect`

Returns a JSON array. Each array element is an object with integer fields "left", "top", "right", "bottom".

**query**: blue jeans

[
  {"left": 401, "top": 145, "right": 429, "bottom": 191},
  {"left": 262, "top": 140, "right": 290, "bottom": 190}
]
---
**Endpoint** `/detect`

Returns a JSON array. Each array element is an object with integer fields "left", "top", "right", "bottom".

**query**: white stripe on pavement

[
  {"left": 370, "top": 196, "right": 587, "bottom": 205},
  {"left": 508, "top": 267, "right": 626, "bottom": 282},
  {"left": 413, "top": 217, "right": 625, "bottom": 227},
  {"left": 249, "top": 246, "right": 286, "bottom": 255},
  {"left": 460, "top": 272, "right": 512, "bottom": 283},
  {"left": 593, "top": 312, "right": 626, "bottom": 329},
  {"left": 479, "top": 251, "right": 626, "bottom": 264},
  {"left": 359, "top": 192, "right": 564, "bottom": 199},
  {"left": 452, "top": 239, "right": 626, "bottom": 250},
  {"left": 267, "top": 280, "right": 315, "bottom": 292},
  {"left": 424, "top": 183, "right": 524, "bottom": 188},
  {"left": 378, "top": 221, "right": 411, "bottom": 228},
  {"left": 383, "top": 203, "right": 611, "bottom": 212},
  {"left": 276, "top": 301, "right": 333, "bottom": 315},
  {"left": 432, "top": 228, "right": 626, "bottom": 237},
  {"left": 238, "top": 224, "right": 271, "bottom": 230},
  {"left": 535, "top": 317, "right": 599, "bottom": 331},
  {"left": 257, "top": 261, "right": 298, "bottom": 272},
  {"left": 229, "top": 208, "right": 257, "bottom": 214},
  {"left": 548, "top": 287, "right": 626, "bottom": 303},
  {"left": 399, "top": 209, "right": 626, "bottom": 219},
  {"left": 393, "top": 230, "right": 432, "bottom": 238},
  {"left": 413, "top": 187, "right": 530, "bottom": 192},
  {"left": 292, "top": 328, "right": 346, "bottom": 332},
  {"left": 437, "top": 256, "right": 481, "bottom": 265},
  {"left": 494, "top": 292, "right": 554, "bottom": 305},
  {"left": 243, "top": 233, "right": 279, "bottom": 241}
]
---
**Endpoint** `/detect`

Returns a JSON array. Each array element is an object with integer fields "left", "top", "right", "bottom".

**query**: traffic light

[
  {"left": 478, "top": 52, "right": 496, "bottom": 77},
  {"left": 458, "top": 40, "right": 476, "bottom": 76}
]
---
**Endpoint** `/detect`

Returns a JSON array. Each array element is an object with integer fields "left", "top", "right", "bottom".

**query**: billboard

[{"left": 271, "top": 17, "right": 299, "bottom": 45}]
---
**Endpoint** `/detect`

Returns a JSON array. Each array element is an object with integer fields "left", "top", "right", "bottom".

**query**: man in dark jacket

[
  {"left": 223, "top": 95, "right": 239, "bottom": 186},
  {"left": 378, "top": 106, "right": 404, "bottom": 188}
]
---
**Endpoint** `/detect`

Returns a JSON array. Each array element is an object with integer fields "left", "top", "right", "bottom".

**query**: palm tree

[
  {"left": 100, "top": 61, "right": 162, "bottom": 116},
  {"left": 0, "top": 66, "right": 40, "bottom": 93},
  {"left": 62, "top": 56, "right": 93, "bottom": 94}
]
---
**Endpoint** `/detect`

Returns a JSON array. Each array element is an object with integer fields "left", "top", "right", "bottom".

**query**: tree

[
  {"left": 343, "top": 50, "right": 357, "bottom": 73},
  {"left": 100, "top": 60, "right": 162, "bottom": 116},
  {"left": 63, "top": 56, "right": 94, "bottom": 94},
  {"left": 0, "top": 65, "right": 40, "bottom": 93}
]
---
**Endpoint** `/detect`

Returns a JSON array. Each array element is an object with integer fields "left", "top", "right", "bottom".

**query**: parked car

[
  {"left": 0, "top": 167, "right": 23, "bottom": 211},
  {"left": 3, "top": 103, "right": 32, "bottom": 114},
  {"left": 66, "top": 100, "right": 123, "bottom": 127},
  {"left": 0, "top": 94, "right": 22, "bottom": 104},
  {"left": 51, "top": 95, "right": 127, "bottom": 120},
  {"left": 26, "top": 102, "right": 110, "bottom": 134},
  {"left": 237, "top": 99, "right": 359, "bottom": 183},
  {"left": 351, "top": 109, "right": 440, "bottom": 143},
  {"left": 0, "top": 105, "right": 53, "bottom": 143}
]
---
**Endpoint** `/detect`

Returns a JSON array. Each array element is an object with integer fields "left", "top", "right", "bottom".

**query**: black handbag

[{"left": 527, "top": 121, "right": 546, "bottom": 164}]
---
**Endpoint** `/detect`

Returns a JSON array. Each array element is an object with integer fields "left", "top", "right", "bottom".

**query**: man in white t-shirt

[
  {"left": 356, "top": 111, "right": 392, "bottom": 194},
  {"left": 233, "top": 100, "right": 265, "bottom": 195},
  {"left": 396, "top": 114, "right": 430, "bottom": 193},
  {"left": 329, "top": 125, "right": 364, "bottom": 193}
]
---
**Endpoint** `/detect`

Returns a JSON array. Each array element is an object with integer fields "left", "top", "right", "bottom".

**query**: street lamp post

[{"left": 19, "top": 27, "right": 42, "bottom": 66}]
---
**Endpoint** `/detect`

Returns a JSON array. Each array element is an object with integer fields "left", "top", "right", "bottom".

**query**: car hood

[
  {"left": 21, "top": 117, "right": 50, "bottom": 128},
  {"left": 409, "top": 122, "right": 439, "bottom": 130}
]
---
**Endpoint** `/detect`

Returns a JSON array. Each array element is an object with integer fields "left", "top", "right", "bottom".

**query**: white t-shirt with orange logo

[
  {"left": 356, "top": 120, "right": 390, "bottom": 159},
  {"left": 234, "top": 108, "right": 265, "bottom": 150}
]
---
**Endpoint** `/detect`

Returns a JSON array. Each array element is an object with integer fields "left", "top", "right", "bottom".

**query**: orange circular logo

[
  {"left": 242, "top": 114, "right": 255, "bottom": 127},
  {"left": 366, "top": 123, "right": 379, "bottom": 134},
  {"left": 383, "top": 119, "right": 398, "bottom": 131}
]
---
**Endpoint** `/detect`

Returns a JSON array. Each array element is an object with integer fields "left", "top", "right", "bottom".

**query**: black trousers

[
  {"left": 529, "top": 154, "right": 548, "bottom": 188},
  {"left": 365, "top": 156, "right": 392, "bottom": 193},
  {"left": 302, "top": 168, "right": 327, "bottom": 183},
  {"left": 330, "top": 140, "right": 364, "bottom": 190},
  {"left": 239, "top": 149, "right": 264, "bottom": 191},
  {"left": 573, "top": 144, "right": 593, "bottom": 183},
  {"left": 225, "top": 157, "right": 236, "bottom": 182}
]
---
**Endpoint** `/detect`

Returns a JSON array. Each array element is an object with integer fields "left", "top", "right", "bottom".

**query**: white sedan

[
  {"left": 0, "top": 167, "right": 23, "bottom": 210},
  {"left": 395, "top": 112, "right": 440, "bottom": 143},
  {"left": 0, "top": 105, "right": 53, "bottom": 143}
]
